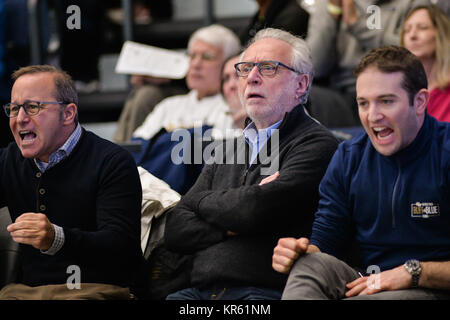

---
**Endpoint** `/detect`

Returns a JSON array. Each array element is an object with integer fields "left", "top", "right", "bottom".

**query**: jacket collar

[
  {"left": 243, "top": 103, "right": 308, "bottom": 133},
  {"left": 243, "top": 104, "right": 308, "bottom": 168}
]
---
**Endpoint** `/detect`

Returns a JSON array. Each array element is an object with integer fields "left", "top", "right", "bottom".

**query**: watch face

[
  {"left": 405, "top": 259, "right": 421, "bottom": 287},
  {"left": 411, "top": 260, "right": 420, "bottom": 269},
  {"left": 406, "top": 259, "right": 421, "bottom": 275}
]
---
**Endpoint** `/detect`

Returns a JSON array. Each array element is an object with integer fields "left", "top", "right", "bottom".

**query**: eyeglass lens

[{"left": 4, "top": 102, "right": 40, "bottom": 117}]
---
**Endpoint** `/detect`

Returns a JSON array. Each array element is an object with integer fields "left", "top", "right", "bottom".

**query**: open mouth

[
  {"left": 373, "top": 127, "right": 394, "bottom": 141},
  {"left": 247, "top": 93, "right": 264, "bottom": 100},
  {"left": 19, "top": 130, "right": 37, "bottom": 142}
]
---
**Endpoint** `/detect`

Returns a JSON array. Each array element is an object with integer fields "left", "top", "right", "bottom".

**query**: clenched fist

[{"left": 7, "top": 212, "right": 55, "bottom": 251}]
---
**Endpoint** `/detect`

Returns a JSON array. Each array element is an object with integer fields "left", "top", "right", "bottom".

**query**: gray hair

[
  {"left": 188, "top": 24, "right": 241, "bottom": 62},
  {"left": 244, "top": 28, "right": 314, "bottom": 104}
]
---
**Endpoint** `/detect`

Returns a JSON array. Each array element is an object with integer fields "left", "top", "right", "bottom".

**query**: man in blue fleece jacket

[{"left": 273, "top": 46, "right": 450, "bottom": 300}]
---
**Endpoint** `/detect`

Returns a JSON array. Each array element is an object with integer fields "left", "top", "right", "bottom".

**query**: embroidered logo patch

[{"left": 411, "top": 202, "right": 440, "bottom": 218}]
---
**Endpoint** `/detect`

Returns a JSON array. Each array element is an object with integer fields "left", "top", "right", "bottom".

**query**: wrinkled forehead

[
  {"left": 242, "top": 38, "right": 292, "bottom": 63},
  {"left": 11, "top": 72, "right": 57, "bottom": 101}
]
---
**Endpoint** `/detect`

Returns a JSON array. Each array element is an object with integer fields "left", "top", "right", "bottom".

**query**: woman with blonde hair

[{"left": 401, "top": 5, "right": 450, "bottom": 122}]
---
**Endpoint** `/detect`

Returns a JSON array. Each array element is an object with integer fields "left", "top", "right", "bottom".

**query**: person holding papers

[{"left": 124, "top": 25, "right": 241, "bottom": 194}]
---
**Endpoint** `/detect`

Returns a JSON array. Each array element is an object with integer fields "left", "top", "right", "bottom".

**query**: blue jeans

[{"left": 166, "top": 286, "right": 282, "bottom": 300}]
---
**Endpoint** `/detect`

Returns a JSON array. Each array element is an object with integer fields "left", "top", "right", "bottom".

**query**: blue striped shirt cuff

[{"left": 41, "top": 224, "right": 65, "bottom": 255}]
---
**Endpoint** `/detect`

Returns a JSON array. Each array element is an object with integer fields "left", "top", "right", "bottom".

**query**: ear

[
  {"left": 294, "top": 74, "right": 309, "bottom": 100},
  {"left": 413, "top": 88, "right": 429, "bottom": 116},
  {"left": 62, "top": 103, "right": 77, "bottom": 125}
]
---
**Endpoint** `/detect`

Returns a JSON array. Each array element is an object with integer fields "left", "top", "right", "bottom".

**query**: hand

[
  {"left": 341, "top": 0, "right": 358, "bottom": 26},
  {"left": 272, "top": 237, "right": 310, "bottom": 274},
  {"left": 130, "top": 75, "right": 147, "bottom": 88},
  {"left": 328, "top": 0, "right": 342, "bottom": 20},
  {"left": 7, "top": 213, "right": 55, "bottom": 251},
  {"left": 259, "top": 171, "right": 280, "bottom": 186},
  {"left": 345, "top": 265, "right": 412, "bottom": 297}
]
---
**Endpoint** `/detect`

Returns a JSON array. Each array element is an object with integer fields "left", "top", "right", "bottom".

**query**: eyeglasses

[
  {"left": 3, "top": 101, "right": 68, "bottom": 118},
  {"left": 187, "top": 51, "right": 217, "bottom": 61},
  {"left": 234, "top": 61, "right": 298, "bottom": 77}
]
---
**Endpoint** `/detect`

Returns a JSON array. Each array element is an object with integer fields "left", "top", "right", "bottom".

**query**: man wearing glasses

[
  {"left": 0, "top": 65, "right": 144, "bottom": 299},
  {"left": 164, "top": 28, "right": 338, "bottom": 300}
]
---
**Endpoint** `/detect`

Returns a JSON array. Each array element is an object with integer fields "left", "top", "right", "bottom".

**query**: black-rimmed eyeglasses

[
  {"left": 3, "top": 101, "right": 68, "bottom": 118},
  {"left": 234, "top": 60, "right": 299, "bottom": 77}
]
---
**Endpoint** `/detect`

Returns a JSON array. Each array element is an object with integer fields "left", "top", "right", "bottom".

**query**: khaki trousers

[{"left": 0, "top": 283, "right": 133, "bottom": 300}]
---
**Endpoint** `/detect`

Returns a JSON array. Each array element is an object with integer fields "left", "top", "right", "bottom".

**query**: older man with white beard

[{"left": 164, "top": 28, "right": 338, "bottom": 300}]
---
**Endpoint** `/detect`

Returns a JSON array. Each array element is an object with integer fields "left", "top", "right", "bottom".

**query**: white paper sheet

[{"left": 115, "top": 41, "right": 189, "bottom": 79}]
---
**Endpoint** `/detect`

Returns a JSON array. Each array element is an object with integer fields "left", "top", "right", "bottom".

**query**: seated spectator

[
  {"left": 129, "top": 24, "right": 241, "bottom": 194},
  {"left": 111, "top": 0, "right": 182, "bottom": 143},
  {"left": 113, "top": 75, "right": 187, "bottom": 143},
  {"left": 0, "top": 65, "right": 144, "bottom": 299},
  {"left": 132, "top": 24, "right": 241, "bottom": 141},
  {"left": 240, "top": 0, "right": 309, "bottom": 45},
  {"left": 164, "top": 28, "right": 338, "bottom": 300},
  {"left": 221, "top": 54, "right": 247, "bottom": 130},
  {"left": 272, "top": 46, "right": 450, "bottom": 300},
  {"left": 401, "top": 5, "right": 450, "bottom": 122},
  {"left": 306, "top": 0, "right": 430, "bottom": 123}
]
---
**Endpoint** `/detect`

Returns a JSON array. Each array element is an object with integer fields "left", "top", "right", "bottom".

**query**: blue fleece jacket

[{"left": 310, "top": 114, "right": 450, "bottom": 271}]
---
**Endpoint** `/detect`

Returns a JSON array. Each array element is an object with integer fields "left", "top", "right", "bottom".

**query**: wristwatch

[{"left": 404, "top": 259, "right": 422, "bottom": 288}]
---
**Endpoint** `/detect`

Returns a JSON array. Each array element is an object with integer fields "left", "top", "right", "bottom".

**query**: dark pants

[
  {"left": 166, "top": 286, "right": 282, "bottom": 300},
  {"left": 282, "top": 252, "right": 450, "bottom": 300}
]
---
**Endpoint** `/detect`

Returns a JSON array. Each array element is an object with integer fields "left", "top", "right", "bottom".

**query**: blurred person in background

[
  {"left": 401, "top": 5, "right": 450, "bottom": 122},
  {"left": 126, "top": 25, "right": 241, "bottom": 195},
  {"left": 240, "top": 0, "right": 309, "bottom": 45},
  {"left": 306, "top": 0, "right": 430, "bottom": 123},
  {"left": 221, "top": 54, "right": 247, "bottom": 130},
  {"left": 131, "top": 24, "right": 241, "bottom": 142}
]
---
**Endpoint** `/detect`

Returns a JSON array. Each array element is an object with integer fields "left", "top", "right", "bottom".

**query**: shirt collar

[
  {"left": 34, "top": 123, "right": 82, "bottom": 172},
  {"left": 243, "top": 119, "right": 283, "bottom": 144},
  {"left": 243, "top": 119, "right": 283, "bottom": 165}
]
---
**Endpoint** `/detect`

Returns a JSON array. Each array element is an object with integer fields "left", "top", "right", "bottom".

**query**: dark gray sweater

[{"left": 165, "top": 105, "right": 339, "bottom": 290}]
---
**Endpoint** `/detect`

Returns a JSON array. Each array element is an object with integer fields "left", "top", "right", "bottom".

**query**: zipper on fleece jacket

[{"left": 391, "top": 159, "right": 401, "bottom": 229}]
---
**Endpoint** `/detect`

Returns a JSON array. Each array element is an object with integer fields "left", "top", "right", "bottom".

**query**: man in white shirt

[{"left": 133, "top": 24, "right": 242, "bottom": 141}]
